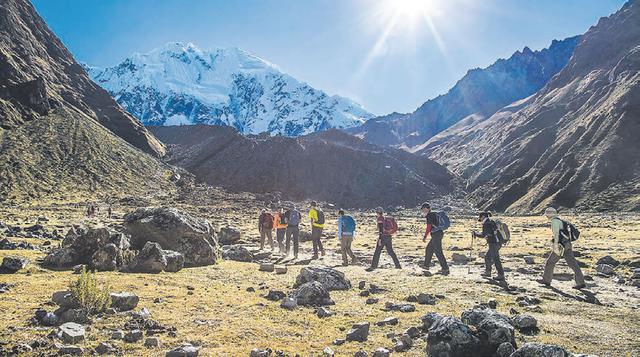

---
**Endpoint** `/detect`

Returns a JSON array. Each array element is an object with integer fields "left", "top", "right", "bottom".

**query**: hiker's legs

[
  {"left": 563, "top": 244, "right": 585, "bottom": 286},
  {"left": 484, "top": 244, "right": 494, "bottom": 275},
  {"left": 259, "top": 230, "right": 266, "bottom": 250},
  {"left": 276, "top": 229, "right": 286, "bottom": 252},
  {"left": 285, "top": 227, "right": 293, "bottom": 255},
  {"left": 431, "top": 231, "right": 448, "bottom": 271},
  {"left": 346, "top": 235, "right": 356, "bottom": 261},
  {"left": 542, "top": 250, "right": 561, "bottom": 284},
  {"left": 292, "top": 227, "right": 300, "bottom": 257},
  {"left": 370, "top": 237, "right": 384, "bottom": 268},
  {"left": 491, "top": 242, "right": 504, "bottom": 277},
  {"left": 266, "top": 229, "right": 274, "bottom": 249},
  {"left": 341, "top": 235, "right": 355, "bottom": 265},
  {"left": 424, "top": 240, "right": 435, "bottom": 268},
  {"left": 382, "top": 235, "right": 401, "bottom": 268},
  {"left": 311, "top": 226, "right": 321, "bottom": 257},
  {"left": 316, "top": 227, "right": 324, "bottom": 254}
]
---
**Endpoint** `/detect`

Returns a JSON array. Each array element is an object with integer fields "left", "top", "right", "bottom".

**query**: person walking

[
  {"left": 537, "top": 207, "right": 586, "bottom": 289},
  {"left": 107, "top": 204, "right": 113, "bottom": 219},
  {"left": 284, "top": 205, "right": 302, "bottom": 259},
  {"left": 258, "top": 209, "right": 275, "bottom": 251},
  {"left": 337, "top": 209, "right": 357, "bottom": 266},
  {"left": 273, "top": 207, "right": 288, "bottom": 254},
  {"left": 308, "top": 201, "right": 326, "bottom": 259},
  {"left": 473, "top": 211, "right": 505, "bottom": 281},
  {"left": 421, "top": 203, "right": 450, "bottom": 275},
  {"left": 366, "top": 207, "right": 401, "bottom": 271}
]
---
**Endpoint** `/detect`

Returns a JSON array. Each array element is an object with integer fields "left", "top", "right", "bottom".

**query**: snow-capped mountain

[{"left": 86, "top": 42, "right": 373, "bottom": 136}]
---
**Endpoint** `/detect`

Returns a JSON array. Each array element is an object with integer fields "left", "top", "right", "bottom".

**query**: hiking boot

[
  {"left": 494, "top": 275, "right": 505, "bottom": 281},
  {"left": 351, "top": 258, "right": 358, "bottom": 264},
  {"left": 481, "top": 272, "right": 491, "bottom": 278},
  {"left": 536, "top": 279, "right": 550, "bottom": 287},
  {"left": 311, "top": 254, "right": 318, "bottom": 260},
  {"left": 572, "top": 284, "right": 586, "bottom": 290},
  {"left": 395, "top": 265, "right": 402, "bottom": 269},
  {"left": 365, "top": 267, "right": 376, "bottom": 272},
  {"left": 321, "top": 250, "right": 326, "bottom": 257},
  {"left": 342, "top": 262, "right": 349, "bottom": 267},
  {"left": 437, "top": 269, "right": 450, "bottom": 276},
  {"left": 294, "top": 254, "right": 298, "bottom": 260}
]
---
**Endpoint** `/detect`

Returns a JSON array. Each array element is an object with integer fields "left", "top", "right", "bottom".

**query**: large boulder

[
  {"left": 291, "top": 281, "right": 334, "bottom": 306},
  {"left": 294, "top": 267, "right": 351, "bottom": 291},
  {"left": 127, "top": 242, "right": 184, "bottom": 273},
  {"left": 596, "top": 255, "right": 620, "bottom": 267},
  {"left": 123, "top": 207, "right": 218, "bottom": 267},
  {"left": 110, "top": 292, "right": 139, "bottom": 312},
  {"left": 91, "top": 243, "right": 134, "bottom": 271},
  {"left": 461, "top": 307, "right": 516, "bottom": 352},
  {"left": 510, "top": 343, "right": 570, "bottom": 357},
  {"left": 222, "top": 246, "right": 254, "bottom": 262},
  {"left": 346, "top": 322, "right": 370, "bottom": 342},
  {"left": 58, "top": 322, "right": 85, "bottom": 344},
  {"left": 218, "top": 226, "right": 241, "bottom": 245},
  {"left": 44, "top": 227, "right": 130, "bottom": 269},
  {"left": 426, "top": 316, "right": 481, "bottom": 357}
]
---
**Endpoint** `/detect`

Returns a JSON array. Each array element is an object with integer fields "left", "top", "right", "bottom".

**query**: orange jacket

[{"left": 274, "top": 213, "right": 288, "bottom": 229}]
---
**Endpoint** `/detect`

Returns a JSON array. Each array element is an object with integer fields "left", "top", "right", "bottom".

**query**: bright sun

[{"left": 388, "top": 0, "right": 437, "bottom": 22}]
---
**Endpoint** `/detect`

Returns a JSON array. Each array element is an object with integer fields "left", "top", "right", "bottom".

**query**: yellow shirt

[{"left": 309, "top": 208, "right": 325, "bottom": 228}]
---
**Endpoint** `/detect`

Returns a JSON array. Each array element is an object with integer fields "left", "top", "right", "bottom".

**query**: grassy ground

[{"left": 1, "top": 201, "right": 639, "bottom": 356}]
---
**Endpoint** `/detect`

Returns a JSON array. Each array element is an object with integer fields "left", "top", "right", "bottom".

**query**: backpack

[
  {"left": 433, "top": 211, "right": 450, "bottom": 231},
  {"left": 559, "top": 219, "right": 580, "bottom": 242},
  {"left": 261, "top": 213, "right": 274, "bottom": 229},
  {"left": 342, "top": 215, "right": 356, "bottom": 233},
  {"left": 288, "top": 210, "right": 301, "bottom": 226},
  {"left": 279, "top": 213, "right": 287, "bottom": 225},
  {"left": 492, "top": 219, "right": 510, "bottom": 244},
  {"left": 315, "top": 209, "right": 325, "bottom": 225},
  {"left": 383, "top": 217, "right": 398, "bottom": 235}
]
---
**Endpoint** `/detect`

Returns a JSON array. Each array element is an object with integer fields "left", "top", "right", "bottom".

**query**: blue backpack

[
  {"left": 434, "top": 211, "right": 450, "bottom": 232},
  {"left": 342, "top": 215, "right": 356, "bottom": 233}
]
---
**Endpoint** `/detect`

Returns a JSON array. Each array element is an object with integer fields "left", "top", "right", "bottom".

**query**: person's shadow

[{"left": 548, "top": 286, "right": 601, "bottom": 305}]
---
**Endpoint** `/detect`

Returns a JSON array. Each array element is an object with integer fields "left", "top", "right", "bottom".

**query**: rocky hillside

[
  {"left": 422, "top": 0, "right": 640, "bottom": 213},
  {"left": 0, "top": 0, "right": 175, "bottom": 201},
  {"left": 346, "top": 36, "right": 579, "bottom": 150},
  {"left": 151, "top": 125, "right": 458, "bottom": 208},
  {"left": 87, "top": 43, "right": 373, "bottom": 136}
]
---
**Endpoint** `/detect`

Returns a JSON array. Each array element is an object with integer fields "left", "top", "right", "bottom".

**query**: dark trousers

[
  {"left": 259, "top": 229, "right": 273, "bottom": 250},
  {"left": 542, "top": 242, "right": 585, "bottom": 286},
  {"left": 424, "top": 231, "right": 448, "bottom": 271},
  {"left": 484, "top": 242, "right": 504, "bottom": 277},
  {"left": 276, "top": 228, "right": 286, "bottom": 252},
  {"left": 285, "top": 226, "right": 299, "bottom": 256},
  {"left": 311, "top": 226, "right": 324, "bottom": 256},
  {"left": 371, "top": 234, "right": 401, "bottom": 268}
]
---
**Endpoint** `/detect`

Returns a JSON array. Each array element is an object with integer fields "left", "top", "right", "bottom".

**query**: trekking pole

[{"left": 467, "top": 231, "right": 475, "bottom": 274}]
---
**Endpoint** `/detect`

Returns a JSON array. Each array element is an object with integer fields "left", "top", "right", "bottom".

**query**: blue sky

[{"left": 32, "top": 0, "right": 625, "bottom": 115}]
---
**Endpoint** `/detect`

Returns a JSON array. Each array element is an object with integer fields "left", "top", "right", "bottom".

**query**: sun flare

[{"left": 384, "top": 0, "right": 438, "bottom": 24}]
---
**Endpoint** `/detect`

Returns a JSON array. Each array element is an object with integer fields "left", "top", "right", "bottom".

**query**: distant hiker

[
  {"left": 366, "top": 207, "right": 401, "bottom": 271},
  {"left": 308, "top": 201, "right": 326, "bottom": 259},
  {"left": 537, "top": 207, "right": 586, "bottom": 289},
  {"left": 284, "top": 205, "right": 302, "bottom": 259},
  {"left": 107, "top": 204, "right": 113, "bottom": 219},
  {"left": 473, "top": 211, "right": 505, "bottom": 281},
  {"left": 273, "top": 207, "right": 288, "bottom": 253},
  {"left": 337, "top": 209, "right": 357, "bottom": 266},
  {"left": 86, "top": 204, "right": 92, "bottom": 218},
  {"left": 258, "top": 209, "right": 275, "bottom": 251},
  {"left": 421, "top": 203, "right": 450, "bottom": 275}
]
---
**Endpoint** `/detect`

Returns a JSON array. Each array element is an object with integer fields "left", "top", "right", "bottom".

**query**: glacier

[{"left": 86, "top": 42, "right": 373, "bottom": 136}]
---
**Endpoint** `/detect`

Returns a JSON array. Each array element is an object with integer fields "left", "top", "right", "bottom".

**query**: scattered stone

[
  {"left": 127, "top": 242, "right": 183, "bottom": 273},
  {"left": 510, "top": 343, "right": 569, "bottom": 357},
  {"left": 124, "top": 329, "right": 144, "bottom": 343},
  {"left": 354, "top": 350, "right": 368, "bottom": 357},
  {"left": 333, "top": 339, "right": 346, "bottom": 346},
  {"left": 222, "top": 245, "right": 254, "bottom": 262},
  {"left": 358, "top": 281, "right": 366, "bottom": 289},
  {"left": 291, "top": 281, "right": 334, "bottom": 306},
  {"left": 265, "top": 290, "right": 286, "bottom": 301},
  {"left": 110, "top": 292, "right": 139, "bottom": 311},
  {"left": 250, "top": 348, "right": 272, "bottom": 357},
  {"left": 451, "top": 253, "right": 471, "bottom": 264},
  {"left": 145, "top": 337, "right": 161, "bottom": 348},
  {"left": 426, "top": 316, "right": 480, "bottom": 356},
  {"left": 523, "top": 256, "right": 535, "bottom": 265},
  {"left": 274, "top": 265, "right": 287, "bottom": 274},
  {"left": 91, "top": 243, "right": 128, "bottom": 271},
  {"left": 360, "top": 290, "right": 370, "bottom": 297},
  {"left": 461, "top": 307, "right": 515, "bottom": 350},
  {"left": 166, "top": 343, "right": 200, "bottom": 357},
  {"left": 376, "top": 316, "right": 398, "bottom": 326},
  {"left": 512, "top": 314, "right": 538, "bottom": 332},
  {"left": 496, "top": 342, "right": 516, "bottom": 357},
  {"left": 597, "top": 255, "right": 620, "bottom": 267},
  {"left": 164, "top": 251, "right": 186, "bottom": 272},
  {"left": 95, "top": 342, "right": 117, "bottom": 355},
  {"left": 417, "top": 293, "right": 437, "bottom": 305},
  {"left": 346, "top": 322, "right": 370, "bottom": 342},
  {"left": 218, "top": 226, "right": 241, "bottom": 245},
  {"left": 384, "top": 302, "right": 415, "bottom": 312},
  {"left": 260, "top": 263, "right": 275, "bottom": 272},
  {"left": 596, "top": 264, "right": 615, "bottom": 276},
  {"left": 111, "top": 330, "right": 125, "bottom": 340},
  {"left": 404, "top": 326, "right": 421, "bottom": 338},
  {"left": 394, "top": 334, "right": 413, "bottom": 352},
  {"left": 58, "top": 345, "right": 83, "bottom": 355},
  {"left": 1, "top": 256, "right": 29, "bottom": 272},
  {"left": 124, "top": 207, "right": 219, "bottom": 266},
  {"left": 44, "top": 227, "right": 130, "bottom": 269},
  {"left": 59, "top": 308, "right": 90, "bottom": 324},
  {"left": 316, "top": 306, "right": 334, "bottom": 318},
  {"left": 280, "top": 297, "right": 298, "bottom": 310},
  {"left": 58, "top": 322, "right": 85, "bottom": 344},
  {"left": 372, "top": 347, "right": 391, "bottom": 357},
  {"left": 295, "top": 266, "right": 351, "bottom": 291},
  {"left": 365, "top": 298, "right": 379, "bottom": 305},
  {"left": 323, "top": 346, "right": 335, "bottom": 356}
]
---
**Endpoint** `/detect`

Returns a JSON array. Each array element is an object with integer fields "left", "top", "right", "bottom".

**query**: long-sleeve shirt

[
  {"left": 475, "top": 218, "right": 498, "bottom": 243},
  {"left": 337, "top": 216, "right": 343, "bottom": 238},
  {"left": 424, "top": 212, "right": 438, "bottom": 238},
  {"left": 550, "top": 216, "right": 565, "bottom": 254},
  {"left": 376, "top": 215, "right": 384, "bottom": 235}
]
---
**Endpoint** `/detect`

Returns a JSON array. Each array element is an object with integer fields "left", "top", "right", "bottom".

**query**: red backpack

[
  {"left": 261, "top": 213, "right": 274, "bottom": 229},
  {"left": 383, "top": 217, "right": 398, "bottom": 235}
]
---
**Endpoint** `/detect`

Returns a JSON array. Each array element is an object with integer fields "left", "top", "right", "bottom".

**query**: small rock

[
  {"left": 274, "top": 265, "right": 287, "bottom": 274},
  {"left": 259, "top": 263, "right": 275, "bottom": 272},
  {"left": 323, "top": 346, "right": 335, "bottom": 356},
  {"left": 597, "top": 255, "right": 620, "bottom": 267},
  {"left": 58, "top": 323, "right": 85, "bottom": 344},
  {"left": 111, "top": 330, "right": 125, "bottom": 340},
  {"left": 316, "top": 306, "right": 334, "bottom": 318},
  {"left": 404, "top": 326, "right": 421, "bottom": 338},
  {"left": 166, "top": 343, "right": 200, "bottom": 357},
  {"left": 372, "top": 347, "right": 390, "bottom": 357},
  {"left": 110, "top": 292, "right": 139, "bottom": 311},
  {"left": 95, "top": 342, "right": 116, "bottom": 355},
  {"left": 58, "top": 345, "right": 83, "bottom": 355},
  {"left": 488, "top": 298, "right": 498, "bottom": 309},
  {"left": 596, "top": 264, "right": 615, "bottom": 276},
  {"left": 280, "top": 297, "right": 298, "bottom": 310},
  {"left": 377, "top": 316, "right": 398, "bottom": 326},
  {"left": 496, "top": 342, "right": 516, "bottom": 357},
  {"left": 354, "top": 350, "right": 368, "bottom": 357},
  {"left": 523, "top": 256, "right": 535, "bottom": 265},
  {"left": 394, "top": 334, "right": 413, "bottom": 352},
  {"left": 1, "top": 256, "right": 29, "bottom": 272},
  {"left": 358, "top": 281, "right": 366, "bottom": 289},
  {"left": 365, "top": 298, "right": 379, "bottom": 305},
  {"left": 512, "top": 314, "right": 538, "bottom": 331},
  {"left": 250, "top": 348, "right": 272, "bottom": 357},
  {"left": 124, "top": 329, "right": 143, "bottom": 343},
  {"left": 451, "top": 253, "right": 471, "bottom": 264},
  {"left": 145, "top": 337, "right": 161, "bottom": 348},
  {"left": 346, "top": 322, "right": 370, "bottom": 342},
  {"left": 265, "top": 290, "right": 286, "bottom": 301},
  {"left": 332, "top": 339, "right": 346, "bottom": 346},
  {"left": 417, "top": 293, "right": 437, "bottom": 305}
]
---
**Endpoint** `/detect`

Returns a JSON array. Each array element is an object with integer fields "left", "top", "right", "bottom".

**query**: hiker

[
  {"left": 284, "top": 205, "right": 302, "bottom": 259},
  {"left": 258, "top": 209, "right": 275, "bottom": 251},
  {"left": 366, "top": 207, "right": 401, "bottom": 271},
  {"left": 308, "top": 201, "right": 326, "bottom": 259},
  {"left": 337, "top": 209, "right": 357, "bottom": 266},
  {"left": 473, "top": 211, "right": 505, "bottom": 281},
  {"left": 421, "top": 203, "right": 450, "bottom": 275},
  {"left": 273, "top": 207, "right": 288, "bottom": 253},
  {"left": 107, "top": 204, "right": 112, "bottom": 219},
  {"left": 537, "top": 207, "right": 586, "bottom": 289}
]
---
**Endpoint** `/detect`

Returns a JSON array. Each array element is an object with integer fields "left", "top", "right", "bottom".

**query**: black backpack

[
  {"left": 315, "top": 209, "right": 325, "bottom": 225},
  {"left": 560, "top": 219, "right": 580, "bottom": 242}
]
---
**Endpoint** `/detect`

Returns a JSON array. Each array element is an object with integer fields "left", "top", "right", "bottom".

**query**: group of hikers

[{"left": 257, "top": 202, "right": 586, "bottom": 290}]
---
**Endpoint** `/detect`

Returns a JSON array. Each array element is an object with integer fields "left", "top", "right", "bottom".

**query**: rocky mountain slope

[
  {"left": 346, "top": 36, "right": 580, "bottom": 150},
  {"left": 87, "top": 43, "right": 373, "bottom": 136},
  {"left": 151, "top": 125, "right": 458, "bottom": 208},
  {"left": 422, "top": 0, "right": 640, "bottom": 212},
  {"left": 0, "top": 0, "right": 174, "bottom": 201}
]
